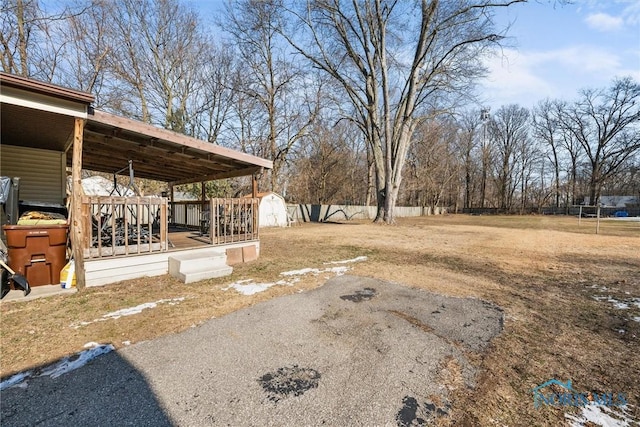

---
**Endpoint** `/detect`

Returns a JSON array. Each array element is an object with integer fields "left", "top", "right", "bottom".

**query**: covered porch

[
  {"left": 0, "top": 72, "right": 273, "bottom": 289},
  {"left": 81, "top": 196, "right": 261, "bottom": 286}
]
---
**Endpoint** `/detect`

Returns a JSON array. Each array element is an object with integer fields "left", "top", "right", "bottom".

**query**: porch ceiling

[
  {"left": 1, "top": 103, "right": 77, "bottom": 153},
  {"left": 1, "top": 72, "right": 272, "bottom": 186},
  {"left": 82, "top": 111, "right": 272, "bottom": 185}
]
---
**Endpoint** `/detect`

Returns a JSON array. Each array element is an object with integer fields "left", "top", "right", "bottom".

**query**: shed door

[{"left": 0, "top": 145, "right": 66, "bottom": 204}]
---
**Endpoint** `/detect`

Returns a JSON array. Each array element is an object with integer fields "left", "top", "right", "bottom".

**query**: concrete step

[
  {"left": 168, "top": 250, "right": 227, "bottom": 272},
  {"left": 173, "top": 264, "right": 233, "bottom": 284},
  {"left": 168, "top": 250, "right": 232, "bottom": 284}
]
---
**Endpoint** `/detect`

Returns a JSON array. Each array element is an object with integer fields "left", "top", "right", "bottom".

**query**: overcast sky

[{"left": 482, "top": 0, "right": 640, "bottom": 110}]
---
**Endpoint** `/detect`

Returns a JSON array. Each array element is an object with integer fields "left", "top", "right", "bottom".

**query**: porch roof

[{"left": 0, "top": 72, "right": 272, "bottom": 185}]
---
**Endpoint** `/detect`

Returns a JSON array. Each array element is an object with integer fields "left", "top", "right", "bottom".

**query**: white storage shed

[{"left": 249, "top": 192, "right": 288, "bottom": 228}]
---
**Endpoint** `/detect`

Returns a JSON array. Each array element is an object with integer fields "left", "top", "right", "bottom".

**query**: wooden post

[
  {"left": 201, "top": 181, "right": 207, "bottom": 227},
  {"left": 578, "top": 205, "right": 582, "bottom": 226},
  {"left": 596, "top": 205, "right": 601, "bottom": 234},
  {"left": 252, "top": 173, "right": 259, "bottom": 234},
  {"left": 160, "top": 199, "right": 168, "bottom": 249},
  {"left": 169, "top": 185, "right": 174, "bottom": 225},
  {"left": 71, "top": 118, "right": 86, "bottom": 290},
  {"left": 252, "top": 173, "right": 258, "bottom": 198}
]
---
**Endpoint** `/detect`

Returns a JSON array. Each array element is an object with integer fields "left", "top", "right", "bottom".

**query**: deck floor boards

[{"left": 168, "top": 230, "right": 211, "bottom": 250}]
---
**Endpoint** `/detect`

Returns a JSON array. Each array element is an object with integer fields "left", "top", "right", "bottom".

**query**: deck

[
  {"left": 80, "top": 198, "right": 261, "bottom": 287},
  {"left": 167, "top": 228, "right": 211, "bottom": 250},
  {"left": 83, "top": 234, "right": 260, "bottom": 287}
]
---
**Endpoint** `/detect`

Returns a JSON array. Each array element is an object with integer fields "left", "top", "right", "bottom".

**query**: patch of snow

[
  {"left": 223, "top": 277, "right": 300, "bottom": 296},
  {"left": 281, "top": 267, "right": 319, "bottom": 276},
  {"left": 565, "top": 404, "right": 636, "bottom": 427},
  {"left": 70, "top": 297, "right": 186, "bottom": 328},
  {"left": 632, "top": 317, "right": 640, "bottom": 323},
  {"left": 328, "top": 266, "right": 350, "bottom": 276},
  {"left": 281, "top": 266, "right": 351, "bottom": 277},
  {"left": 0, "top": 372, "right": 29, "bottom": 391},
  {"left": 224, "top": 281, "right": 277, "bottom": 296},
  {"left": 325, "top": 256, "right": 368, "bottom": 265},
  {"left": 224, "top": 256, "right": 368, "bottom": 296},
  {"left": 104, "top": 302, "right": 161, "bottom": 319},
  {"left": 591, "top": 295, "right": 640, "bottom": 310},
  {"left": 41, "top": 344, "right": 114, "bottom": 379},
  {"left": 0, "top": 343, "right": 114, "bottom": 390},
  {"left": 612, "top": 301, "right": 630, "bottom": 310}
]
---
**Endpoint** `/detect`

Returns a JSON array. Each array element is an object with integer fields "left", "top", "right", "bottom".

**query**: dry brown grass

[{"left": 1, "top": 214, "right": 639, "bottom": 425}]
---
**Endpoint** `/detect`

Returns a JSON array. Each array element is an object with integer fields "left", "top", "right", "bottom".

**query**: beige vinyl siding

[{"left": 0, "top": 145, "right": 66, "bottom": 204}]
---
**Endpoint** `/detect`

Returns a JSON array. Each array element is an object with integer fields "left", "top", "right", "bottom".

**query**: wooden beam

[
  {"left": 90, "top": 110, "right": 273, "bottom": 169},
  {"left": 71, "top": 117, "right": 86, "bottom": 290},
  {"left": 83, "top": 131, "right": 247, "bottom": 170},
  {"left": 81, "top": 133, "right": 241, "bottom": 180},
  {"left": 169, "top": 166, "right": 264, "bottom": 187}
]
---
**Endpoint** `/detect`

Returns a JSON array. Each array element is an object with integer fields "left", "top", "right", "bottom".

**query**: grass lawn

[{"left": 1, "top": 214, "right": 638, "bottom": 425}]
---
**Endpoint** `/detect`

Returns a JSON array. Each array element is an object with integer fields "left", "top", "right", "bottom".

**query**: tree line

[{"left": 2, "top": 0, "right": 638, "bottom": 220}]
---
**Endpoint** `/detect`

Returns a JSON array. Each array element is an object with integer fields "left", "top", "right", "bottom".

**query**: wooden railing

[
  {"left": 198, "top": 198, "right": 259, "bottom": 244},
  {"left": 170, "top": 201, "right": 205, "bottom": 229},
  {"left": 82, "top": 196, "right": 168, "bottom": 258},
  {"left": 81, "top": 197, "right": 258, "bottom": 258}
]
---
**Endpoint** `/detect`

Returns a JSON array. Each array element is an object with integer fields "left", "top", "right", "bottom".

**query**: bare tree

[
  {"left": 489, "top": 104, "right": 529, "bottom": 211},
  {"left": 457, "top": 110, "right": 482, "bottom": 209},
  {"left": 516, "top": 132, "right": 538, "bottom": 213},
  {"left": 532, "top": 99, "right": 563, "bottom": 207},
  {"left": 61, "top": 0, "right": 113, "bottom": 104},
  {"left": 279, "top": 0, "right": 522, "bottom": 223},
  {"left": 222, "top": 0, "right": 318, "bottom": 193},
  {"left": 100, "top": 0, "right": 206, "bottom": 130},
  {"left": 404, "top": 119, "right": 460, "bottom": 211},
  {"left": 1, "top": 0, "right": 82, "bottom": 80},
  {"left": 289, "top": 120, "right": 363, "bottom": 204},
  {"left": 189, "top": 44, "right": 238, "bottom": 143},
  {"left": 558, "top": 77, "right": 640, "bottom": 205}
]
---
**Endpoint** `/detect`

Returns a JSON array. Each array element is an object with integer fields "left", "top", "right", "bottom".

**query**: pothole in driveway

[
  {"left": 258, "top": 365, "right": 321, "bottom": 402},
  {"left": 340, "top": 287, "right": 377, "bottom": 302}
]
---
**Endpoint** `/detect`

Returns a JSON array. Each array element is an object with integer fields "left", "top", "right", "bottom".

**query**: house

[
  {"left": 599, "top": 195, "right": 639, "bottom": 208},
  {"left": 583, "top": 196, "right": 639, "bottom": 207},
  {"left": 1, "top": 72, "right": 273, "bottom": 288}
]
